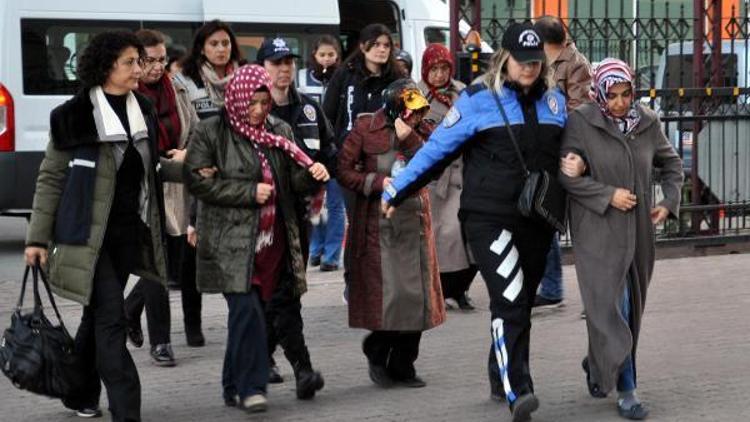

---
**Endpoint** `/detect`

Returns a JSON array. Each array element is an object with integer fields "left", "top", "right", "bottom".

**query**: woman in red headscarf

[
  {"left": 417, "top": 44, "right": 476, "bottom": 312},
  {"left": 185, "top": 64, "right": 329, "bottom": 413}
]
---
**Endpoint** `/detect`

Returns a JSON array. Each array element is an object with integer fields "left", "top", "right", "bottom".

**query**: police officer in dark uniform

[
  {"left": 255, "top": 37, "right": 335, "bottom": 398},
  {"left": 382, "top": 23, "right": 567, "bottom": 422}
]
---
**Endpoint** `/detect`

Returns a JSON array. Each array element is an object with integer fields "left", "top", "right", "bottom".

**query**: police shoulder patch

[
  {"left": 443, "top": 106, "right": 461, "bottom": 128},
  {"left": 303, "top": 104, "right": 317, "bottom": 122},
  {"left": 547, "top": 94, "right": 559, "bottom": 115}
]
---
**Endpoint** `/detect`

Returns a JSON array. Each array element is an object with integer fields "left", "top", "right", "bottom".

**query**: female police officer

[{"left": 381, "top": 23, "right": 566, "bottom": 422}]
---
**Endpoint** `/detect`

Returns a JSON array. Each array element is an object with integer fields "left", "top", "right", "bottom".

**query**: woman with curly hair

[{"left": 24, "top": 31, "right": 184, "bottom": 421}]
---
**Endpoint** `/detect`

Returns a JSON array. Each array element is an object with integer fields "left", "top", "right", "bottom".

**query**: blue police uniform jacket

[{"left": 383, "top": 82, "right": 567, "bottom": 221}]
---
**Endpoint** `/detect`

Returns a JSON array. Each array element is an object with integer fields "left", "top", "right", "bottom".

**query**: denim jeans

[
  {"left": 538, "top": 234, "right": 563, "bottom": 300},
  {"left": 222, "top": 290, "right": 269, "bottom": 400},
  {"left": 309, "top": 179, "right": 346, "bottom": 265},
  {"left": 617, "top": 283, "right": 637, "bottom": 392}
]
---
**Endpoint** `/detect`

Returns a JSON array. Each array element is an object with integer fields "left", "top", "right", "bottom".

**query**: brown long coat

[
  {"left": 337, "top": 109, "right": 445, "bottom": 331},
  {"left": 559, "top": 103, "right": 683, "bottom": 393},
  {"left": 417, "top": 79, "right": 472, "bottom": 272}
]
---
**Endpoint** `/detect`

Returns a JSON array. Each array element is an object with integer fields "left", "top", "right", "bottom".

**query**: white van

[
  {"left": 653, "top": 40, "right": 750, "bottom": 202},
  {"left": 0, "top": 0, "right": 479, "bottom": 215}
]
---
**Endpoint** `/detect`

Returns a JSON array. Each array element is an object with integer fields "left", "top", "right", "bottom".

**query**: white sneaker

[
  {"left": 241, "top": 394, "right": 268, "bottom": 413},
  {"left": 76, "top": 407, "right": 102, "bottom": 418},
  {"left": 444, "top": 298, "right": 459, "bottom": 310}
]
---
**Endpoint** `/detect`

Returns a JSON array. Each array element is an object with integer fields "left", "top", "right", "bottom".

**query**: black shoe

[
  {"left": 295, "top": 368, "right": 325, "bottom": 399},
  {"left": 310, "top": 256, "right": 321, "bottom": 267},
  {"left": 76, "top": 407, "right": 103, "bottom": 418},
  {"left": 397, "top": 375, "right": 426, "bottom": 388},
  {"left": 320, "top": 262, "right": 339, "bottom": 272},
  {"left": 167, "top": 278, "right": 181, "bottom": 290},
  {"left": 368, "top": 363, "right": 395, "bottom": 388},
  {"left": 185, "top": 325, "right": 205, "bottom": 347},
  {"left": 269, "top": 365, "right": 284, "bottom": 384},
  {"left": 582, "top": 357, "right": 607, "bottom": 398},
  {"left": 510, "top": 393, "right": 539, "bottom": 422},
  {"left": 224, "top": 394, "right": 239, "bottom": 407},
  {"left": 126, "top": 322, "right": 144, "bottom": 348},
  {"left": 617, "top": 402, "right": 649, "bottom": 420},
  {"left": 150, "top": 343, "right": 176, "bottom": 367},
  {"left": 533, "top": 295, "right": 563, "bottom": 308},
  {"left": 457, "top": 294, "right": 475, "bottom": 311}
]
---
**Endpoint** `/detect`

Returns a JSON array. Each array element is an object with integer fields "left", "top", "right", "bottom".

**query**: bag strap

[
  {"left": 31, "top": 264, "right": 43, "bottom": 315},
  {"left": 15, "top": 266, "right": 31, "bottom": 311},
  {"left": 490, "top": 89, "right": 530, "bottom": 177},
  {"left": 35, "top": 265, "right": 71, "bottom": 336}
]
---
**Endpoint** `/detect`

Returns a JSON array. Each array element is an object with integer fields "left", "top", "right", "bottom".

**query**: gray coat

[
  {"left": 418, "top": 79, "right": 472, "bottom": 272},
  {"left": 559, "top": 102, "right": 684, "bottom": 393}
]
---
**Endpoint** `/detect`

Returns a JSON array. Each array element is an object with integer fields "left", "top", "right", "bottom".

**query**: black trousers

[
  {"left": 180, "top": 238, "right": 202, "bottom": 330},
  {"left": 440, "top": 265, "right": 478, "bottom": 300},
  {"left": 463, "top": 217, "right": 553, "bottom": 404},
  {"left": 63, "top": 250, "right": 141, "bottom": 422},
  {"left": 124, "top": 277, "right": 170, "bottom": 346},
  {"left": 362, "top": 331, "right": 422, "bottom": 380},
  {"left": 222, "top": 290, "right": 269, "bottom": 400},
  {"left": 265, "top": 275, "right": 312, "bottom": 372}
]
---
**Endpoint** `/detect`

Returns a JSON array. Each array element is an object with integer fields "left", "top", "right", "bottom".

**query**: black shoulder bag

[
  {"left": 490, "top": 90, "right": 567, "bottom": 233},
  {"left": 0, "top": 265, "right": 85, "bottom": 399}
]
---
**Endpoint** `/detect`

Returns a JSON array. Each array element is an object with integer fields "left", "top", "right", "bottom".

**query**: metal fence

[{"left": 462, "top": 0, "right": 750, "bottom": 243}]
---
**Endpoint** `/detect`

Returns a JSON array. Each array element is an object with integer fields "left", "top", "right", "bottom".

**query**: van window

[
  {"left": 21, "top": 19, "right": 139, "bottom": 95},
  {"left": 338, "top": 0, "right": 401, "bottom": 58},
  {"left": 229, "top": 23, "right": 338, "bottom": 68},
  {"left": 143, "top": 21, "right": 203, "bottom": 60},
  {"left": 425, "top": 27, "right": 449, "bottom": 47}
]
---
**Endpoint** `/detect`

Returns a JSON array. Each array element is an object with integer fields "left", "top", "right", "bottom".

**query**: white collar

[{"left": 90, "top": 86, "right": 149, "bottom": 142}]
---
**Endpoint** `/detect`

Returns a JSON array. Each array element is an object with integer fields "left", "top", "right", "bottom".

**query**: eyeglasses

[{"left": 142, "top": 56, "right": 169, "bottom": 67}]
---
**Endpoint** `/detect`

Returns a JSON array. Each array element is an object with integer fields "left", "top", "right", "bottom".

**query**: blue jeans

[
  {"left": 617, "top": 283, "right": 637, "bottom": 392},
  {"left": 309, "top": 179, "right": 346, "bottom": 266},
  {"left": 538, "top": 234, "right": 563, "bottom": 300},
  {"left": 222, "top": 290, "right": 269, "bottom": 400}
]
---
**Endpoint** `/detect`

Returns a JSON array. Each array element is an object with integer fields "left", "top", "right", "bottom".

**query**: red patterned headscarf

[
  {"left": 421, "top": 43, "right": 455, "bottom": 108},
  {"left": 224, "top": 64, "right": 315, "bottom": 252},
  {"left": 590, "top": 58, "right": 641, "bottom": 135}
]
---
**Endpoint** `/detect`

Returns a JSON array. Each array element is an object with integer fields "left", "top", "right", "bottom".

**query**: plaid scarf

[
  {"left": 590, "top": 58, "right": 641, "bottom": 135},
  {"left": 421, "top": 43, "right": 455, "bottom": 108},
  {"left": 224, "top": 64, "right": 316, "bottom": 252},
  {"left": 138, "top": 74, "right": 181, "bottom": 152}
]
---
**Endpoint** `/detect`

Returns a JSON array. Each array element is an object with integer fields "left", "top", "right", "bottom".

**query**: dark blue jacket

[{"left": 383, "top": 82, "right": 567, "bottom": 221}]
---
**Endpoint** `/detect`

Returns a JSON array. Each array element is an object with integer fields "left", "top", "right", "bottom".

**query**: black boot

[
  {"left": 185, "top": 323, "right": 205, "bottom": 347},
  {"left": 294, "top": 362, "right": 324, "bottom": 400}
]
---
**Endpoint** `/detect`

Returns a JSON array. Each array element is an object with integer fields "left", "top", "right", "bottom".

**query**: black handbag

[
  {"left": 490, "top": 90, "right": 567, "bottom": 233},
  {"left": 0, "top": 265, "right": 85, "bottom": 399}
]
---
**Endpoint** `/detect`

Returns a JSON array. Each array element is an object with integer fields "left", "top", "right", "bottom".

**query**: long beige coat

[
  {"left": 162, "top": 76, "right": 201, "bottom": 236},
  {"left": 559, "top": 103, "right": 683, "bottom": 393},
  {"left": 418, "top": 79, "right": 471, "bottom": 272}
]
